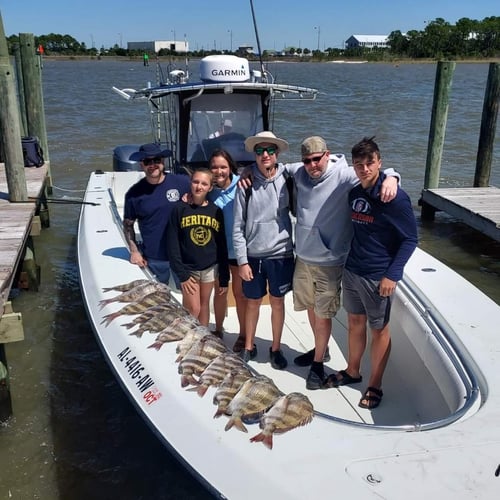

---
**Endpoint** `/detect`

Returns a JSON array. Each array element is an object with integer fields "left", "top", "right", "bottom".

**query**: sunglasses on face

[
  {"left": 142, "top": 157, "right": 163, "bottom": 166},
  {"left": 254, "top": 146, "right": 277, "bottom": 156},
  {"left": 303, "top": 151, "right": 326, "bottom": 165}
]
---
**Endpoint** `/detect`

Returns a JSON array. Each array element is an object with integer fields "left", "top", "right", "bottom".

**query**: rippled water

[{"left": 0, "top": 59, "right": 499, "bottom": 499}]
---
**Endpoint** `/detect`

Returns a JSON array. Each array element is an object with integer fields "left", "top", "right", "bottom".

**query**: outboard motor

[{"left": 113, "top": 145, "right": 141, "bottom": 171}]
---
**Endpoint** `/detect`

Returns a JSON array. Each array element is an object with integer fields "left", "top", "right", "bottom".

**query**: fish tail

[
  {"left": 100, "top": 312, "right": 118, "bottom": 326},
  {"left": 196, "top": 385, "right": 208, "bottom": 397},
  {"left": 98, "top": 298, "right": 111, "bottom": 309},
  {"left": 250, "top": 432, "right": 273, "bottom": 449},
  {"left": 225, "top": 417, "right": 247, "bottom": 433},
  {"left": 147, "top": 341, "right": 163, "bottom": 350}
]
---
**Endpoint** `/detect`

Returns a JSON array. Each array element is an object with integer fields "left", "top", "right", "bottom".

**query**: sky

[{"left": 0, "top": 0, "right": 498, "bottom": 52}]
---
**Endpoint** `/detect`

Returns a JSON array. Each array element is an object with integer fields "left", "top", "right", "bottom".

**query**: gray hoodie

[
  {"left": 286, "top": 154, "right": 399, "bottom": 267},
  {"left": 285, "top": 154, "right": 354, "bottom": 266},
  {"left": 233, "top": 163, "right": 293, "bottom": 265}
]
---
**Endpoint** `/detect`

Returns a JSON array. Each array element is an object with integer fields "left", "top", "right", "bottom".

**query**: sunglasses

[
  {"left": 142, "top": 157, "right": 163, "bottom": 166},
  {"left": 254, "top": 146, "right": 277, "bottom": 156},
  {"left": 303, "top": 151, "right": 326, "bottom": 165}
]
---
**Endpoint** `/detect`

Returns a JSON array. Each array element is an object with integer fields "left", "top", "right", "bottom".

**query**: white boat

[{"left": 77, "top": 54, "right": 500, "bottom": 499}]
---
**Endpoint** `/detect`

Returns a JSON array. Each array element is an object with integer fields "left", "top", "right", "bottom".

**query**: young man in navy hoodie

[{"left": 326, "top": 137, "right": 418, "bottom": 409}]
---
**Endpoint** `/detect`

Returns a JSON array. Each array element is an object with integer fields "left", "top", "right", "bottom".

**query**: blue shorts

[
  {"left": 243, "top": 256, "right": 294, "bottom": 299},
  {"left": 147, "top": 258, "right": 180, "bottom": 289},
  {"left": 342, "top": 268, "right": 392, "bottom": 329}
]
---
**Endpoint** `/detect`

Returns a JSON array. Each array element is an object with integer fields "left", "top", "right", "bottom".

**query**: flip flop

[
  {"left": 324, "top": 369, "right": 362, "bottom": 388},
  {"left": 358, "top": 386, "right": 383, "bottom": 409}
]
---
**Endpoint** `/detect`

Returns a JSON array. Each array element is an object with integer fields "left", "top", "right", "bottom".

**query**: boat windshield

[{"left": 187, "top": 93, "right": 263, "bottom": 165}]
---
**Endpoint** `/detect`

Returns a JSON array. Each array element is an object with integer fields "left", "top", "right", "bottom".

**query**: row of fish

[{"left": 100, "top": 279, "right": 314, "bottom": 449}]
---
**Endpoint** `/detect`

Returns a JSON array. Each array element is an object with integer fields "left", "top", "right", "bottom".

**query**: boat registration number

[{"left": 117, "top": 346, "right": 162, "bottom": 406}]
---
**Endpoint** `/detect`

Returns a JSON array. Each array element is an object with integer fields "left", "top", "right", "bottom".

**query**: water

[{"left": 1, "top": 59, "right": 499, "bottom": 499}]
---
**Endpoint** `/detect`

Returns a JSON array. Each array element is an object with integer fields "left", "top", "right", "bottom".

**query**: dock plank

[
  {"left": 421, "top": 186, "right": 500, "bottom": 241},
  {"left": 0, "top": 165, "right": 48, "bottom": 311}
]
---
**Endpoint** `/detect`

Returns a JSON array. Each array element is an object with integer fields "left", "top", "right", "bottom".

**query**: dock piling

[
  {"left": 474, "top": 63, "right": 500, "bottom": 188},
  {"left": 421, "top": 61, "right": 456, "bottom": 220}
]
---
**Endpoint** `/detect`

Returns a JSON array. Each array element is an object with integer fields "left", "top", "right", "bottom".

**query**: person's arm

[
  {"left": 165, "top": 207, "right": 191, "bottom": 284},
  {"left": 232, "top": 186, "right": 253, "bottom": 282},
  {"left": 215, "top": 208, "right": 230, "bottom": 290},
  {"left": 380, "top": 167, "right": 401, "bottom": 203},
  {"left": 380, "top": 195, "right": 418, "bottom": 295},
  {"left": 123, "top": 218, "right": 147, "bottom": 267}
]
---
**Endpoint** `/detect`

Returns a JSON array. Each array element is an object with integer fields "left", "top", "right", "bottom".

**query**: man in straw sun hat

[{"left": 232, "top": 131, "right": 293, "bottom": 370}]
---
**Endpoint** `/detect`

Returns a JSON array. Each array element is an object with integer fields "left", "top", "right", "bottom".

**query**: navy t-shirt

[
  {"left": 345, "top": 173, "right": 418, "bottom": 282},
  {"left": 124, "top": 174, "right": 190, "bottom": 261}
]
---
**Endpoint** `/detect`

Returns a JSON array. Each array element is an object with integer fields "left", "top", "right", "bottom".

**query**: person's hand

[
  {"left": 181, "top": 192, "right": 194, "bottom": 203},
  {"left": 237, "top": 167, "right": 253, "bottom": 190},
  {"left": 216, "top": 286, "right": 228, "bottom": 296},
  {"left": 181, "top": 276, "right": 198, "bottom": 295},
  {"left": 379, "top": 277, "right": 397, "bottom": 297},
  {"left": 130, "top": 250, "right": 147, "bottom": 267},
  {"left": 380, "top": 176, "right": 398, "bottom": 202},
  {"left": 238, "top": 263, "right": 253, "bottom": 282}
]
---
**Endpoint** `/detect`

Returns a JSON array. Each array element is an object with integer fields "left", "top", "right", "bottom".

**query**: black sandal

[
  {"left": 324, "top": 369, "right": 362, "bottom": 388},
  {"left": 358, "top": 386, "right": 383, "bottom": 409}
]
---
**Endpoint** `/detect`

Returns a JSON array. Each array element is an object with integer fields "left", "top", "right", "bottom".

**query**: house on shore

[{"left": 345, "top": 35, "right": 388, "bottom": 49}]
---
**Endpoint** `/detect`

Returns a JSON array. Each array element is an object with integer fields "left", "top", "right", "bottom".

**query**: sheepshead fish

[
  {"left": 213, "top": 368, "right": 253, "bottom": 418},
  {"left": 250, "top": 392, "right": 314, "bottom": 449},
  {"left": 100, "top": 292, "right": 171, "bottom": 326},
  {"left": 126, "top": 308, "right": 184, "bottom": 338},
  {"left": 98, "top": 282, "right": 170, "bottom": 309},
  {"left": 224, "top": 375, "right": 283, "bottom": 433},
  {"left": 121, "top": 302, "right": 186, "bottom": 330},
  {"left": 177, "top": 334, "right": 227, "bottom": 388},
  {"left": 102, "top": 279, "right": 151, "bottom": 293},
  {"left": 147, "top": 316, "right": 200, "bottom": 351},
  {"left": 175, "top": 325, "right": 211, "bottom": 362},
  {"left": 148, "top": 328, "right": 185, "bottom": 349},
  {"left": 191, "top": 352, "right": 248, "bottom": 397}
]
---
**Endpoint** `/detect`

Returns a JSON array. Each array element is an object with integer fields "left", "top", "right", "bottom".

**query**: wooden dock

[
  {"left": 0, "top": 164, "right": 48, "bottom": 312},
  {"left": 420, "top": 186, "right": 500, "bottom": 242}
]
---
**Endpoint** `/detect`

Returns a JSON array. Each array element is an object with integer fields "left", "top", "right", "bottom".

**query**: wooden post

[
  {"left": 18, "top": 33, "right": 51, "bottom": 188},
  {"left": 0, "top": 12, "right": 28, "bottom": 202},
  {"left": 13, "top": 43, "right": 28, "bottom": 137},
  {"left": 421, "top": 61, "right": 456, "bottom": 220},
  {"left": 474, "top": 63, "right": 500, "bottom": 187},
  {"left": 0, "top": 345, "right": 13, "bottom": 422}
]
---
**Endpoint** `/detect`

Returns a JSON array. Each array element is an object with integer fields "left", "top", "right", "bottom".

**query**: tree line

[{"left": 5, "top": 16, "right": 500, "bottom": 60}]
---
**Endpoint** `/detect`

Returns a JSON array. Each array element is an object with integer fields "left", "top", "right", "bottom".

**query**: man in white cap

[
  {"left": 232, "top": 131, "right": 293, "bottom": 370},
  {"left": 123, "top": 143, "right": 191, "bottom": 286}
]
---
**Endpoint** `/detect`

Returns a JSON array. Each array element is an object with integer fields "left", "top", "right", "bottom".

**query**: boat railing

[{"left": 315, "top": 277, "right": 481, "bottom": 432}]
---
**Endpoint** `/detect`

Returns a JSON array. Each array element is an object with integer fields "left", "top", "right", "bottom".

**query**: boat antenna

[{"left": 249, "top": 0, "right": 266, "bottom": 80}]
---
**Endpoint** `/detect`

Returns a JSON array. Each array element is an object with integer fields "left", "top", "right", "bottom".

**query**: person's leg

[
  {"left": 212, "top": 277, "right": 227, "bottom": 333},
  {"left": 231, "top": 265, "right": 247, "bottom": 337},
  {"left": 268, "top": 295, "right": 285, "bottom": 352},
  {"left": 345, "top": 312, "right": 367, "bottom": 378},
  {"left": 182, "top": 281, "right": 201, "bottom": 320},
  {"left": 366, "top": 324, "right": 391, "bottom": 390},
  {"left": 198, "top": 281, "right": 214, "bottom": 327},
  {"left": 244, "top": 297, "right": 262, "bottom": 351}
]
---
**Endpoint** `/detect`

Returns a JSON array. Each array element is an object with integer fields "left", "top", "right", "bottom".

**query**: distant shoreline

[{"left": 39, "top": 55, "right": 500, "bottom": 64}]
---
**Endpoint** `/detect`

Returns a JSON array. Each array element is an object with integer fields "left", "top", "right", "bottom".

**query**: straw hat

[{"left": 244, "top": 131, "right": 289, "bottom": 153}]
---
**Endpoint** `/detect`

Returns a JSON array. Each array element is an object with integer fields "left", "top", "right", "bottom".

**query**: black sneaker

[
  {"left": 269, "top": 348, "right": 288, "bottom": 370},
  {"left": 305, "top": 369, "right": 328, "bottom": 390},
  {"left": 240, "top": 345, "right": 257, "bottom": 362},
  {"left": 294, "top": 347, "right": 331, "bottom": 367}
]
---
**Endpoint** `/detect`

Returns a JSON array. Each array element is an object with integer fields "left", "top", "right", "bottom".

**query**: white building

[
  {"left": 127, "top": 40, "right": 189, "bottom": 53},
  {"left": 345, "top": 35, "right": 388, "bottom": 49}
]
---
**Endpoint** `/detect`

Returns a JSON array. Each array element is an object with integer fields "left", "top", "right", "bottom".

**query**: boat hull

[{"left": 78, "top": 171, "right": 500, "bottom": 499}]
